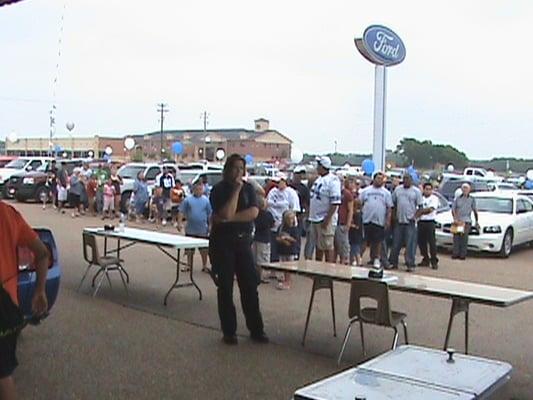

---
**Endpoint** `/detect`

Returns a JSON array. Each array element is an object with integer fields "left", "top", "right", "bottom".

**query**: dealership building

[{"left": 4, "top": 118, "right": 292, "bottom": 162}]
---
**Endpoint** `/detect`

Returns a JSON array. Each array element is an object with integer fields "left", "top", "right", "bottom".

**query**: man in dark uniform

[{"left": 209, "top": 154, "right": 268, "bottom": 345}]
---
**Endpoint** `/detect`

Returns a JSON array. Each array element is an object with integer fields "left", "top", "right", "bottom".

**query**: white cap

[
  {"left": 316, "top": 156, "right": 332, "bottom": 169},
  {"left": 294, "top": 165, "right": 306, "bottom": 174}
]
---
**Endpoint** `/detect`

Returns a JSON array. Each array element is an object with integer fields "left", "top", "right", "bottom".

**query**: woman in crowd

[
  {"left": 110, "top": 165, "right": 123, "bottom": 217},
  {"left": 133, "top": 171, "right": 149, "bottom": 222}
]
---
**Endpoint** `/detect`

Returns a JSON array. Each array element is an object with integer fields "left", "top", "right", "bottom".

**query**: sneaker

[
  {"left": 431, "top": 263, "right": 439, "bottom": 270},
  {"left": 222, "top": 335, "right": 238, "bottom": 345},
  {"left": 384, "top": 264, "right": 397, "bottom": 270},
  {"left": 406, "top": 266, "right": 416, "bottom": 273},
  {"left": 250, "top": 332, "right": 269, "bottom": 344},
  {"left": 373, "top": 259, "right": 381, "bottom": 269},
  {"left": 162, "top": 219, "right": 167, "bottom": 226},
  {"left": 418, "top": 259, "right": 430, "bottom": 267}
]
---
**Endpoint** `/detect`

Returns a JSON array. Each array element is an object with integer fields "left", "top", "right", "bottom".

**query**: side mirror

[{"left": 26, "top": 166, "right": 33, "bottom": 171}]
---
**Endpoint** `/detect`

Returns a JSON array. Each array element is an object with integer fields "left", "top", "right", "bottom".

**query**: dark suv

[{"left": 438, "top": 179, "right": 490, "bottom": 204}]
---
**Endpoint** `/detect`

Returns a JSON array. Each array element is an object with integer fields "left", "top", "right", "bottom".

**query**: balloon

[
  {"left": 215, "top": 148, "right": 225, "bottom": 160},
  {"left": 526, "top": 169, "right": 533, "bottom": 181},
  {"left": 88, "top": 150, "right": 94, "bottom": 158},
  {"left": 7, "top": 131, "right": 18, "bottom": 143},
  {"left": 105, "top": 146, "right": 113, "bottom": 155},
  {"left": 124, "top": 138, "right": 135, "bottom": 150},
  {"left": 171, "top": 141, "right": 183, "bottom": 155},
  {"left": 66, "top": 122, "right": 75, "bottom": 131},
  {"left": 525, "top": 180, "right": 533, "bottom": 190},
  {"left": 54, "top": 145, "right": 63, "bottom": 153},
  {"left": 447, "top": 164, "right": 455, "bottom": 172},
  {"left": 245, "top": 154, "right": 254, "bottom": 165},
  {"left": 361, "top": 159, "right": 375, "bottom": 176},
  {"left": 290, "top": 147, "right": 304, "bottom": 164}
]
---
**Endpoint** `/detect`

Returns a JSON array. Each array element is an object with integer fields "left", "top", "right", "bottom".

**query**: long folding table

[
  {"left": 293, "top": 345, "right": 512, "bottom": 399},
  {"left": 259, "top": 260, "right": 533, "bottom": 354},
  {"left": 83, "top": 227, "right": 209, "bottom": 305}
]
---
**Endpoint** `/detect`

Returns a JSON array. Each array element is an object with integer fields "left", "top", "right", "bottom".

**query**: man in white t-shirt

[
  {"left": 416, "top": 182, "right": 440, "bottom": 269},
  {"left": 308, "top": 156, "right": 341, "bottom": 262}
]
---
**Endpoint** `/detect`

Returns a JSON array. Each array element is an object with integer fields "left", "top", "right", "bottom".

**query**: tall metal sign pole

[{"left": 355, "top": 25, "right": 406, "bottom": 172}]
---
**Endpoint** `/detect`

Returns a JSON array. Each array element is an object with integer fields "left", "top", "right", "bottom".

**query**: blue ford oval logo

[{"left": 362, "top": 25, "right": 406, "bottom": 66}]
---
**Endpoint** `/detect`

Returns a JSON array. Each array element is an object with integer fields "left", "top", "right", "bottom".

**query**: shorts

[
  {"left": 350, "top": 243, "right": 362, "bottom": 259},
  {"left": 70, "top": 193, "right": 81, "bottom": 208},
  {"left": 364, "top": 223, "right": 385, "bottom": 244},
  {"left": 253, "top": 241, "right": 271, "bottom": 266},
  {"left": 185, "top": 233, "right": 209, "bottom": 254},
  {"left": 334, "top": 225, "right": 350, "bottom": 259},
  {"left": 103, "top": 196, "right": 114, "bottom": 211},
  {"left": 0, "top": 333, "right": 18, "bottom": 379},
  {"left": 309, "top": 221, "right": 335, "bottom": 251}
]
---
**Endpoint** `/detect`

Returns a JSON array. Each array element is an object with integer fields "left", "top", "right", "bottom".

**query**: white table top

[
  {"left": 294, "top": 345, "right": 511, "bottom": 400},
  {"left": 83, "top": 227, "right": 209, "bottom": 250},
  {"left": 260, "top": 260, "right": 533, "bottom": 307}
]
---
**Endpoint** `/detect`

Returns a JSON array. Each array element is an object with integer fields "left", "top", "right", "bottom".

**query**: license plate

[{"left": 9, "top": 189, "right": 15, "bottom": 194}]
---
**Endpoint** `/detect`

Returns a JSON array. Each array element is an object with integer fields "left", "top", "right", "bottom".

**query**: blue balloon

[
  {"left": 525, "top": 180, "right": 533, "bottom": 190},
  {"left": 362, "top": 159, "right": 375, "bottom": 176},
  {"left": 171, "top": 141, "right": 183, "bottom": 155},
  {"left": 54, "top": 145, "right": 63, "bottom": 153},
  {"left": 245, "top": 154, "right": 254, "bottom": 165}
]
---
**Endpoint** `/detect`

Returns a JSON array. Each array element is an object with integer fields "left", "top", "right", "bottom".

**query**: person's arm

[
  {"left": 345, "top": 197, "right": 354, "bottom": 228},
  {"left": 472, "top": 198, "right": 479, "bottom": 226},
  {"left": 322, "top": 178, "right": 341, "bottom": 228},
  {"left": 451, "top": 199, "right": 458, "bottom": 222},
  {"left": 26, "top": 237, "right": 49, "bottom": 316},
  {"left": 216, "top": 181, "right": 243, "bottom": 221},
  {"left": 231, "top": 207, "right": 259, "bottom": 222}
]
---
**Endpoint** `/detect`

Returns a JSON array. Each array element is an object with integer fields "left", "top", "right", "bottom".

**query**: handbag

[
  {"left": 0, "top": 280, "right": 24, "bottom": 338},
  {"left": 451, "top": 222, "right": 465, "bottom": 235}
]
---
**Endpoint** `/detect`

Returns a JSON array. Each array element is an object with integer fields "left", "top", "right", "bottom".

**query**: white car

[
  {"left": 435, "top": 192, "right": 533, "bottom": 257},
  {"left": 0, "top": 157, "right": 53, "bottom": 197}
]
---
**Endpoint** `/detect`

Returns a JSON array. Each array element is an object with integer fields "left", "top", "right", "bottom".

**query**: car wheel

[
  {"left": 35, "top": 186, "right": 50, "bottom": 203},
  {"left": 499, "top": 229, "right": 513, "bottom": 258}
]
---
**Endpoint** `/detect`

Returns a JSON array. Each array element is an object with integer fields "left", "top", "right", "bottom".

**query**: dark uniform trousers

[
  {"left": 209, "top": 235, "right": 264, "bottom": 337},
  {"left": 418, "top": 220, "right": 438, "bottom": 264}
]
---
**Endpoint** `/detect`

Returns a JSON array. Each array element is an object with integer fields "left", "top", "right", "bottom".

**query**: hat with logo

[
  {"left": 294, "top": 165, "right": 306, "bottom": 174},
  {"left": 316, "top": 156, "right": 332, "bottom": 169}
]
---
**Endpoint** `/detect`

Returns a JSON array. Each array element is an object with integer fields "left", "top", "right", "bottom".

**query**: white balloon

[
  {"left": 88, "top": 150, "right": 94, "bottom": 158},
  {"left": 66, "top": 122, "right": 75, "bottom": 131},
  {"left": 216, "top": 149, "right": 225, "bottom": 160},
  {"left": 526, "top": 169, "right": 533, "bottom": 181},
  {"left": 291, "top": 147, "right": 304, "bottom": 163},
  {"left": 7, "top": 131, "right": 18, "bottom": 143},
  {"left": 124, "top": 138, "right": 135, "bottom": 150},
  {"left": 447, "top": 164, "right": 455, "bottom": 172},
  {"left": 105, "top": 146, "right": 113, "bottom": 155}
]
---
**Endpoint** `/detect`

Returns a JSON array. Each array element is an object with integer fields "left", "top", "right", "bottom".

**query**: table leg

[
  {"left": 104, "top": 236, "right": 108, "bottom": 255},
  {"left": 301, "top": 280, "right": 317, "bottom": 346},
  {"left": 443, "top": 298, "right": 470, "bottom": 354},
  {"left": 189, "top": 250, "right": 203, "bottom": 300},
  {"left": 302, "top": 277, "right": 335, "bottom": 346},
  {"left": 164, "top": 249, "right": 181, "bottom": 306}
]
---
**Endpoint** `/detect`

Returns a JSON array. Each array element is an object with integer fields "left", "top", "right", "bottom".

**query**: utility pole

[
  {"left": 157, "top": 103, "right": 169, "bottom": 161},
  {"left": 202, "top": 111, "right": 209, "bottom": 161}
]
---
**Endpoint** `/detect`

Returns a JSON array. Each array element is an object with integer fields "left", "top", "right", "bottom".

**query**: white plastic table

[
  {"left": 83, "top": 227, "right": 209, "bottom": 305},
  {"left": 259, "top": 260, "right": 533, "bottom": 353},
  {"left": 294, "top": 345, "right": 512, "bottom": 400}
]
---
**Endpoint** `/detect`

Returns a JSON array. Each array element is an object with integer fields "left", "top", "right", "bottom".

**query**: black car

[
  {"left": 7, "top": 170, "right": 51, "bottom": 202},
  {"left": 438, "top": 179, "right": 490, "bottom": 204}
]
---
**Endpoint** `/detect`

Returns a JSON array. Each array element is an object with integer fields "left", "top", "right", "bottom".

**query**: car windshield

[
  {"left": 178, "top": 171, "right": 200, "bottom": 184},
  {"left": 118, "top": 165, "right": 146, "bottom": 179},
  {"left": 4, "top": 159, "right": 28, "bottom": 169},
  {"left": 475, "top": 197, "right": 513, "bottom": 214}
]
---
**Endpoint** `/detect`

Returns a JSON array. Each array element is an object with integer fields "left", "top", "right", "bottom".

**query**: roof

[
  {"left": 138, "top": 129, "right": 292, "bottom": 144},
  {"left": 0, "top": 0, "right": 25, "bottom": 7}
]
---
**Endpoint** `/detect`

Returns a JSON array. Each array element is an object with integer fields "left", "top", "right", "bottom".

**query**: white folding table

[
  {"left": 259, "top": 260, "right": 533, "bottom": 353},
  {"left": 83, "top": 227, "right": 209, "bottom": 305},
  {"left": 294, "top": 345, "right": 512, "bottom": 400}
]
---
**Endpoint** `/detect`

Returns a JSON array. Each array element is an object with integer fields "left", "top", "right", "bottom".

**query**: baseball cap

[
  {"left": 294, "top": 165, "right": 306, "bottom": 174},
  {"left": 316, "top": 156, "right": 332, "bottom": 169}
]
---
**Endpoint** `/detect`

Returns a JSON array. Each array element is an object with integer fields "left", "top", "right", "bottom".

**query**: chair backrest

[
  {"left": 348, "top": 279, "right": 393, "bottom": 326},
  {"left": 82, "top": 233, "right": 100, "bottom": 265}
]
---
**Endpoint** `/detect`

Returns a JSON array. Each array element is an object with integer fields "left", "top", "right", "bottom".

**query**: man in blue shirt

[{"left": 178, "top": 181, "right": 212, "bottom": 272}]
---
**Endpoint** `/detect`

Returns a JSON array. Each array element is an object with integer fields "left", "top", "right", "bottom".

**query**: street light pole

[
  {"left": 202, "top": 111, "right": 209, "bottom": 161},
  {"left": 157, "top": 103, "right": 169, "bottom": 161}
]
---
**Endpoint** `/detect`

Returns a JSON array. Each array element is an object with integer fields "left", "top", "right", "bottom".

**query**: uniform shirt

[
  {"left": 338, "top": 188, "right": 354, "bottom": 226},
  {"left": 452, "top": 195, "right": 477, "bottom": 223},
  {"left": 392, "top": 185, "right": 423, "bottom": 224},
  {"left": 158, "top": 174, "right": 175, "bottom": 198},
  {"left": 359, "top": 186, "right": 393, "bottom": 227},
  {"left": 180, "top": 194, "right": 212, "bottom": 236},
  {"left": 420, "top": 194, "right": 440, "bottom": 221},
  {"left": 0, "top": 201, "right": 38, "bottom": 304},
  {"left": 308, "top": 173, "right": 342, "bottom": 224},
  {"left": 210, "top": 180, "right": 259, "bottom": 239},
  {"left": 267, "top": 187, "right": 293, "bottom": 230}
]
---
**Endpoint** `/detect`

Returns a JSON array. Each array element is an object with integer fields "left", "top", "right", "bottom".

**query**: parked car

[
  {"left": 0, "top": 156, "right": 17, "bottom": 168},
  {"left": 435, "top": 192, "right": 533, "bottom": 257},
  {"left": 7, "top": 170, "right": 50, "bottom": 202},
  {"left": 487, "top": 182, "right": 518, "bottom": 191},
  {"left": 17, "top": 228, "right": 61, "bottom": 323},
  {"left": 0, "top": 157, "right": 52, "bottom": 197},
  {"left": 437, "top": 179, "right": 490, "bottom": 204}
]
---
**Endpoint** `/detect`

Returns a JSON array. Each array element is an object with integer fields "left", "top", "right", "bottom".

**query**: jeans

[
  {"left": 453, "top": 223, "right": 471, "bottom": 258},
  {"left": 389, "top": 221, "right": 417, "bottom": 267},
  {"left": 418, "top": 220, "right": 438, "bottom": 264},
  {"left": 209, "top": 236, "right": 264, "bottom": 337},
  {"left": 304, "top": 220, "right": 316, "bottom": 260}
]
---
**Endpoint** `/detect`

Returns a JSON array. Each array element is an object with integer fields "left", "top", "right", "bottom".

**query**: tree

[{"left": 395, "top": 138, "right": 468, "bottom": 169}]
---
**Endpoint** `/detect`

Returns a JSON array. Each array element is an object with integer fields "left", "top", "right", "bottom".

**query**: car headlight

[
  {"left": 23, "top": 177, "right": 34, "bottom": 185},
  {"left": 483, "top": 225, "right": 502, "bottom": 234}
]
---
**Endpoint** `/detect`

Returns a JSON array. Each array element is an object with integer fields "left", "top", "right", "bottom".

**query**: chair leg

[
  {"left": 392, "top": 327, "right": 399, "bottom": 349},
  {"left": 402, "top": 320, "right": 409, "bottom": 345},
  {"left": 359, "top": 320, "right": 366, "bottom": 356},
  {"left": 337, "top": 319, "right": 356, "bottom": 365},
  {"left": 77, "top": 263, "right": 93, "bottom": 292},
  {"left": 93, "top": 268, "right": 107, "bottom": 297},
  {"left": 105, "top": 269, "right": 113, "bottom": 289},
  {"left": 117, "top": 264, "right": 129, "bottom": 295}
]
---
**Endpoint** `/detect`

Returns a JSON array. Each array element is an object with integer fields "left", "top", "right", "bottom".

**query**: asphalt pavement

[{"left": 12, "top": 202, "right": 533, "bottom": 399}]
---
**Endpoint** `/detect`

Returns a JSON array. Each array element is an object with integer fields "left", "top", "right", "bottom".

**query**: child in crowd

[
  {"left": 276, "top": 210, "right": 299, "bottom": 290},
  {"left": 150, "top": 187, "right": 165, "bottom": 228},
  {"left": 170, "top": 179, "right": 185, "bottom": 228},
  {"left": 253, "top": 196, "right": 275, "bottom": 283},
  {"left": 349, "top": 197, "right": 364, "bottom": 266},
  {"left": 86, "top": 175, "right": 98, "bottom": 216},
  {"left": 102, "top": 178, "right": 116, "bottom": 220}
]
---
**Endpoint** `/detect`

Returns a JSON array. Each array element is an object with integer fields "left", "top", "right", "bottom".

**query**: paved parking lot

[{"left": 13, "top": 202, "right": 533, "bottom": 399}]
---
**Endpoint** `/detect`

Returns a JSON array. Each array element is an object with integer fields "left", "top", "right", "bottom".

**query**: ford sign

[{"left": 355, "top": 25, "right": 406, "bottom": 66}]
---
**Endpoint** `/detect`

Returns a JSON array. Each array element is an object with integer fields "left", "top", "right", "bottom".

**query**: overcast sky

[{"left": 1, "top": 0, "right": 532, "bottom": 159}]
